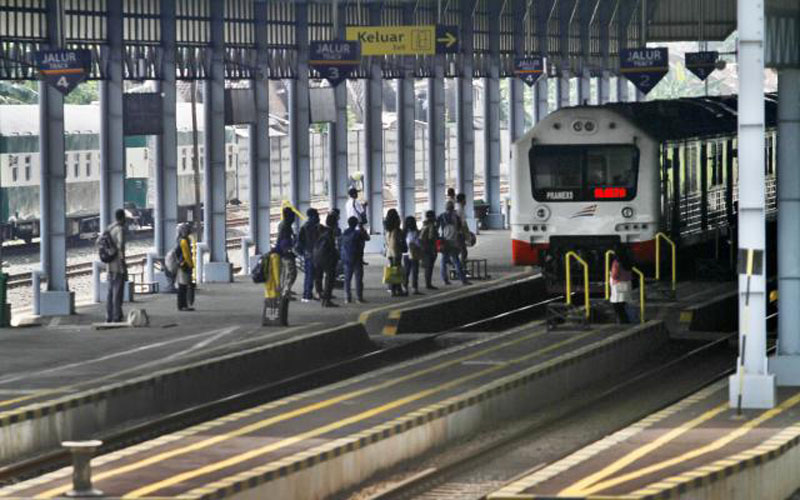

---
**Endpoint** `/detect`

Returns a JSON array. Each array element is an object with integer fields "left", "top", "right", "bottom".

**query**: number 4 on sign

[{"left": 57, "top": 76, "right": 69, "bottom": 88}]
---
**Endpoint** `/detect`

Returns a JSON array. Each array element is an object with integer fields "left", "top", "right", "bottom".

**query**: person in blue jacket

[{"left": 340, "top": 216, "right": 370, "bottom": 304}]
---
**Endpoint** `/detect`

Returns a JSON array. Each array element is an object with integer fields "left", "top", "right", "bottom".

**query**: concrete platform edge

[
  {"left": 205, "top": 321, "right": 668, "bottom": 500},
  {"left": 0, "top": 322, "right": 372, "bottom": 466}
]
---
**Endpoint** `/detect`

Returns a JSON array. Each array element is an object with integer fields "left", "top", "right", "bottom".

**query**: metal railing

[
  {"left": 565, "top": 251, "right": 590, "bottom": 320},
  {"left": 632, "top": 266, "right": 645, "bottom": 324},
  {"left": 655, "top": 232, "right": 677, "bottom": 291}
]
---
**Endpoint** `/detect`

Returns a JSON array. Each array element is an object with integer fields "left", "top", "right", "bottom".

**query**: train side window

[
  {"left": 74, "top": 162, "right": 79, "bottom": 179},
  {"left": 709, "top": 142, "right": 718, "bottom": 186},
  {"left": 11, "top": 166, "right": 18, "bottom": 183},
  {"left": 25, "top": 165, "right": 30, "bottom": 181},
  {"left": 86, "top": 163, "right": 91, "bottom": 177}
]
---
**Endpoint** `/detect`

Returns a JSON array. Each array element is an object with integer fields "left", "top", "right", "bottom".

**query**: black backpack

[
  {"left": 312, "top": 233, "right": 335, "bottom": 268},
  {"left": 97, "top": 230, "right": 118, "bottom": 263},
  {"left": 251, "top": 253, "right": 270, "bottom": 283}
]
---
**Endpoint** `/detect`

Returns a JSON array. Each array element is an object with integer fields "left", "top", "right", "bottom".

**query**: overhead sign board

[
  {"left": 685, "top": 51, "right": 719, "bottom": 81},
  {"left": 619, "top": 47, "right": 669, "bottom": 95},
  {"left": 309, "top": 40, "right": 361, "bottom": 86},
  {"left": 36, "top": 49, "right": 92, "bottom": 96},
  {"left": 514, "top": 57, "right": 545, "bottom": 87},
  {"left": 123, "top": 93, "right": 163, "bottom": 135},
  {"left": 345, "top": 25, "right": 458, "bottom": 56}
]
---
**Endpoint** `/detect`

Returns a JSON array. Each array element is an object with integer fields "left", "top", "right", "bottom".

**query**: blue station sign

[
  {"left": 514, "top": 57, "right": 545, "bottom": 87},
  {"left": 36, "top": 49, "right": 92, "bottom": 96},
  {"left": 619, "top": 47, "right": 669, "bottom": 94},
  {"left": 309, "top": 40, "right": 361, "bottom": 87},
  {"left": 685, "top": 51, "right": 719, "bottom": 81}
]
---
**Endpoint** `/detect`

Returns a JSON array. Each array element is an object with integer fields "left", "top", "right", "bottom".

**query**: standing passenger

[
  {"left": 275, "top": 207, "right": 297, "bottom": 297},
  {"left": 419, "top": 210, "right": 439, "bottom": 290},
  {"left": 296, "top": 208, "right": 321, "bottom": 302},
  {"left": 315, "top": 213, "right": 340, "bottom": 307},
  {"left": 176, "top": 223, "right": 195, "bottom": 311},
  {"left": 346, "top": 188, "right": 368, "bottom": 229},
  {"left": 455, "top": 193, "right": 469, "bottom": 265},
  {"left": 341, "top": 216, "right": 370, "bottom": 304},
  {"left": 610, "top": 244, "right": 634, "bottom": 324},
  {"left": 403, "top": 215, "right": 423, "bottom": 295},
  {"left": 438, "top": 201, "right": 469, "bottom": 285},
  {"left": 384, "top": 208, "right": 405, "bottom": 297},
  {"left": 105, "top": 208, "right": 127, "bottom": 322}
]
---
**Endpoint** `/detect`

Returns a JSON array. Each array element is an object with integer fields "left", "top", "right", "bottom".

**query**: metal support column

[
  {"left": 396, "top": 2, "right": 415, "bottom": 219},
  {"left": 97, "top": 0, "right": 127, "bottom": 303},
  {"left": 427, "top": 68, "right": 446, "bottom": 215},
  {"left": 202, "top": 0, "right": 232, "bottom": 282},
  {"left": 364, "top": 3, "right": 384, "bottom": 231},
  {"left": 509, "top": 0, "right": 525, "bottom": 143},
  {"left": 250, "top": 1, "right": 271, "bottom": 256},
  {"left": 152, "top": 0, "right": 178, "bottom": 292},
  {"left": 290, "top": 2, "right": 311, "bottom": 217},
  {"left": 534, "top": 0, "right": 554, "bottom": 124},
  {"left": 535, "top": 78, "right": 549, "bottom": 123},
  {"left": 329, "top": 0, "right": 349, "bottom": 217},
  {"left": 557, "top": 73, "right": 571, "bottom": 108},
  {"left": 597, "top": 1, "right": 613, "bottom": 105},
  {"left": 456, "top": 0, "right": 476, "bottom": 227},
  {"left": 598, "top": 71, "right": 611, "bottom": 104},
  {"left": 577, "top": 0, "right": 592, "bottom": 106},
  {"left": 38, "top": 0, "right": 73, "bottom": 316},
  {"left": 100, "top": 0, "right": 125, "bottom": 231},
  {"left": 769, "top": 68, "right": 800, "bottom": 385},
  {"left": 483, "top": 1, "right": 503, "bottom": 229},
  {"left": 616, "top": 1, "right": 634, "bottom": 103},
  {"left": 729, "top": 0, "right": 775, "bottom": 408}
]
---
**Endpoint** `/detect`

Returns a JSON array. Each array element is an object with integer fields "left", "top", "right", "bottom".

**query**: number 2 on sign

[
  {"left": 639, "top": 75, "right": 651, "bottom": 87},
  {"left": 56, "top": 76, "right": 69, "bottom": 88}
]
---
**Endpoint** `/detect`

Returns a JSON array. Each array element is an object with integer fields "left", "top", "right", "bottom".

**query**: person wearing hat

[
  {"left": 346, "top": 187, "right": 368, "bottom": 229},
  {"left": 176, "top": 223, "right": 195, "bottom": 311}
]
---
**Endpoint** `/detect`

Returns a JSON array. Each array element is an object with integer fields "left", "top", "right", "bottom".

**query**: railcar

[{"left": 510, "top": 94, "right": 778, "bottom": 279}]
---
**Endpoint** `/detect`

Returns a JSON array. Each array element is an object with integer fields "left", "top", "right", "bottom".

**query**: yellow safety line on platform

[
  {"left": 121, "top": 326, "right": 609, "bottom": 499},
  {"left": 576, "top": 391, "right": 800, "bottom": 496},
  {"left": 357, "top": 271, "right": 533, "bottom": 325},
  {"left": 559, "top": 402, "right": 728, "bottom": 496},
  {"left": 33, "top": 319, "right": 555, "bottom": 499}
]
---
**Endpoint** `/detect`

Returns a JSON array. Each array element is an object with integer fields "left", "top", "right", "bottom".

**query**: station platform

[
  {"left": 0, "top": 317, "right": 667, "bottom": 499},
  {"left": 489, "top": 380, "right": 800, "bottom": 500},
  {"left": 0, "top": 230, "right": 526, "bottom": 465}
]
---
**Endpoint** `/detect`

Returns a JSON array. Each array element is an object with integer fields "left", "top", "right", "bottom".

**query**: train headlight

[
  {"left": 535, "top": 205, "right": 551, "bottom": 221},
  {"left": 621, "top": 207, "right": 634, "bottom": 218},
  {"left": 523, "top": 225, "right": 531, "bottom": 232},
  {"left": 572, "top": 121, "right": 583, "bottom": 132}
]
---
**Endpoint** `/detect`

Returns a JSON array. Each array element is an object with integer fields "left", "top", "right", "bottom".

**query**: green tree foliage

[{"left": 0, "top": 79, "right": 99, "bottom": 104}]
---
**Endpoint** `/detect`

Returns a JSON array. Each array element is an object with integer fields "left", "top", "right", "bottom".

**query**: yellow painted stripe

[
  {"left": 121, "top": 327, "right": 604, "bottom": 498},
  {"left": 579, "top": 391, "right": 800, "bottom": 496},
  {"left": 559, "top": 402, "right": 728, "bottom": 495},
  {"left": 32, "top": 319, "right": 552, "bottom": 499}
]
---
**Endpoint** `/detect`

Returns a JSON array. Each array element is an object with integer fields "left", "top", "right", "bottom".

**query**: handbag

[{"left": 382, "top": 265, "right": 404, "bottom": 285}]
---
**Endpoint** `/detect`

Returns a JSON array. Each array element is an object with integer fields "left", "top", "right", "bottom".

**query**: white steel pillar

[
  {"left": 396, "top": 2, "right": 415, "bottom": 219},
  {"left": 329, "top": 0, "right": 349, "bottom": 218},
  {"left": 364, "top": 3, "right": 384, "bottom": 230},
  {"left": 598, "top": 71, "right": 611, "bottom": 104},
  {"left": 38, "top": 0, "right": 73, "bottom": 316},
  {"left": 556, "top": 72, "right": 570, "bottom": 109},
  {"left": 290, "top": 2, "right": 311, "bottom": 217},
  {"left": 769, "top": 68, "right": 800, "bottom": 385},
  {"left": 729, "top": 0, "right": 775, "bottom": 409},
  {"left": 456, "top": 0, "right": 476, "bottom": 228},
  {"left": 202, "top": 0, "right": 232, "bottom": 282},
  {"left": 427, "top": 62, "right": 446, "bottom": 215},
  {"left": 616, "top": 78, "right": 629, "bottom": 102},
  {"left": 251, "top": 1, "right": 271, "bottom": 255},
  {"left": 535, "top": 77, "right": 549, "bottom": 124},
  {"left": 483, "top": 0, "right": 503, "bottom": 229},
  {"left": 153, "top": 0, "right": 178, "bottom": 292}
]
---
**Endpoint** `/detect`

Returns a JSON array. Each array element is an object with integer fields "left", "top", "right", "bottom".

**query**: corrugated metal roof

[{"left": 647, "top": 0, "right": 736, "bottom": 42}]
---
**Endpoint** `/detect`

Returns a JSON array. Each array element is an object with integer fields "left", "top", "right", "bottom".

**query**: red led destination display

[{"left": 594, "top": 187, "right": 628, "bottom": 199}]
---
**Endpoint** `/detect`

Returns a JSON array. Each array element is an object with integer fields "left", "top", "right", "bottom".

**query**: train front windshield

[{"left": 529, "top": 144, "right": 639, "bottom": 202}]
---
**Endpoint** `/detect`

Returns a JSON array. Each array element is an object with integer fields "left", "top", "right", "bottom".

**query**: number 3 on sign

[
  {"left": 327, "top": 67, "right": 340, "bottom": 80},
  {"left": 56, "top": 76, "right": 69, "bottom": 88}
]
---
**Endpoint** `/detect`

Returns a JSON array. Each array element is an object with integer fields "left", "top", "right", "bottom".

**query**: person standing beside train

[
  {"left": 105, "top": 208, "right": 127, "bottom": 322},
  {"left": 176, "top": 223, "right": 195, "bottom": 311},
  {"left": 610, "top": 244, "right": 633, "bottom": 324}
]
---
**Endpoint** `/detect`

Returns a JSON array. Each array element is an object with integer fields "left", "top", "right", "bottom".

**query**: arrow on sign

[{"left": 437, "top": 31, "right": 457, "bottom": 48}]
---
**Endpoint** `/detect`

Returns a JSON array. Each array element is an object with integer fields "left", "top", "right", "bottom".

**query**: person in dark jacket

[
  {"left": 419, "top": 210, "right": 439, "bottom": 290},
  {"left": 340, "top": 216, "right": 370, "bottom": 304},
  {"left": 275, "top": 207, "right": 297, "bottom": 297},
  {"left": 315, "top": 213, "right": 340, "bottom": 307},
  {"left": 296, "top": 208, "right": 321, "bottom": 302}
]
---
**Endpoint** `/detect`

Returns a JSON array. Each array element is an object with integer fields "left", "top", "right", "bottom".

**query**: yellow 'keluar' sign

[{"left": 346, "top": 25, "right": 436, "bottom": 56}]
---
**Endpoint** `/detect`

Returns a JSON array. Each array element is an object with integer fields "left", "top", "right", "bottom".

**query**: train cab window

[{"left": 529, "top": 144, "right": 638, "bottom": 202}]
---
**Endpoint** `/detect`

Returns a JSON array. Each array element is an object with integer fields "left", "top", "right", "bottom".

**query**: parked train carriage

[
  {"left": 0, "top": 104, "right": 241, "bottom": 241},
  {"left": 510, "top": 95, "right": 778, "bottom": 279}
]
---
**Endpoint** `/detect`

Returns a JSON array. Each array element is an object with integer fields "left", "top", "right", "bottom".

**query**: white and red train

[{"left": 510, "top": 95, "right": 778, "bottom": 276}]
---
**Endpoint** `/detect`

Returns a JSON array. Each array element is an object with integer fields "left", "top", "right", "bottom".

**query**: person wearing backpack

[
  {"left": 402, "top": 215, "right": 423, "bottom": 295},
  {"left": 438, "top": 201, "right": 470, "bottom": 286},
  {"left": 103, "top": 208, "right": 127, "bottom": 322},
  {"left": 314, "top": 213, "right": 339, "bottom": 307},
  {"left": 419, "top": 210, "right": 439, "bottom": 290},
  {"left": 340, "top": 216, "right": 370, "bottom": 304},
  {"left": 176, "top": 223, "right": 195, "bottom": 311},
  {"left": 296, "top": 208, "right": 321, "bottom": 303},
  {"left": 275, "top": 207, "right": 297, "bottom": 297}
]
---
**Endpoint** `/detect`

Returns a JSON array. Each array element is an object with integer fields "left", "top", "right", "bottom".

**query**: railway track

[
  {"left": 0, "top": 292, "right": 559, "bottom": 486},
  {"left": 361, "top": 334, "right": 754, "bottom": 500}
]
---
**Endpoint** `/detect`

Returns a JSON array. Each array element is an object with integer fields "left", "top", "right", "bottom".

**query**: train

[
  {"left": 0, "top": 103, "right": 242, "bottom": 244},
  {"left": 510, "top": 94, "right": 778, "bottom": 279}
]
